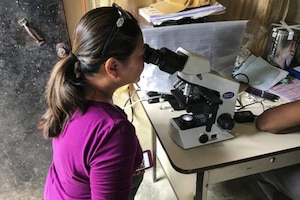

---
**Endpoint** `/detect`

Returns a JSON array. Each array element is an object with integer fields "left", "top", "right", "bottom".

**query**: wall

[
  {"left": 206, "top": 0, "right": 291, "bottom": 57},
  {"left": 286, "top": 0, "right": 300, "bottom": 23},
  {"left": 62, "top": 0, "right": 85, "bottom": 41},
  {"left": 62, "top": 0, "right": 158, "bottom": 40},
  {"left": 62, "top": 0, "right": 300, "bottom": 56}
]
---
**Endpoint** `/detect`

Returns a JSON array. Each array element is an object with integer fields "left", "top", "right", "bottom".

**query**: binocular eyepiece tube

[{"left": 144, "top": 44, "right": 188, "bottom": 74}]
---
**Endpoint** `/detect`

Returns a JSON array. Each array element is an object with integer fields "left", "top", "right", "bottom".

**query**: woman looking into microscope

[{"left": 39, "top": 4, "right": 145, "bottom": 200}]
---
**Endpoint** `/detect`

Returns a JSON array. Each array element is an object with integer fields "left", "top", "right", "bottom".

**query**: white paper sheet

[
  {"left": 233, "top": 55, "right": 289, "bottom": 91},
  {"left": 268, "top": 78, "right": 300, "bottom": 102}
]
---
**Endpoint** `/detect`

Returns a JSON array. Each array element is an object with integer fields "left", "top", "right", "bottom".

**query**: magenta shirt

[{"left": 44, "top": 101, "right": 143, "bottom": 200}]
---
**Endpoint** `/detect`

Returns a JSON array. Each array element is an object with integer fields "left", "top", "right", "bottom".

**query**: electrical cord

[
  {"left": 122, "top": 95, "right": 161, "bottom": 110},
  {"left": 232, "top": 73, "right": 250, "bottom": 84},
  {"left": 122, "top": 85, "right": 137, "bottom": 123},
  {"left": 121, "top": 86, "right": 161, "bottom": 123}
]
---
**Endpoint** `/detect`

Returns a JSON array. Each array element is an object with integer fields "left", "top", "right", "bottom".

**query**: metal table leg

[
  {"left": 194, "top": 172, "right": 208, "bottom": 200},
  {"left": 152, "top": 128, "right": 157, "bottom": 182}
]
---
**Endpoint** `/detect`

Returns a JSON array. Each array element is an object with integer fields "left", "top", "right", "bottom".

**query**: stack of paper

[
  {"left": 268, "top": 78, "right": 300, "bottom": 102},
  {"left": 139, "top": 3, "right": 226, "bottom": 25}
]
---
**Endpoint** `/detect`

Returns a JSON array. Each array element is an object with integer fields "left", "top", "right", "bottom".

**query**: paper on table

[
  {"left": 268, "top": 78, "right": 300, "bottom": 102},
  {"left": 233, "top": 55, "right": 289, "bottom": 91},
  {"left": 138, "top": 21, "right": 247, "bottom": 94}
]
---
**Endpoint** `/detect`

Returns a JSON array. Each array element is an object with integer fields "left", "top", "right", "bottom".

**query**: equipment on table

[{"left": 144, "top": 44, "right": 240, "bottom": 149}]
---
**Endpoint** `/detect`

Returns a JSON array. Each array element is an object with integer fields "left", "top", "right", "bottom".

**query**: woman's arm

[{"left": 255, "top": 99, "right": 300, "bottom": 134}]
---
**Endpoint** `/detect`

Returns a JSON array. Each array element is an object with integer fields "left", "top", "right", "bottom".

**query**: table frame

[{"left": 139, "top": 93, "right": 300, "bottom": 200}]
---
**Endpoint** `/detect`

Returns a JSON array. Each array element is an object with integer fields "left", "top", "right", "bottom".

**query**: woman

[
  {"left": 256, "top": 99, "right": 300, "bottom": 200},
  {"left": 39, "top": 4, "right": 145, "bottom": 200}
]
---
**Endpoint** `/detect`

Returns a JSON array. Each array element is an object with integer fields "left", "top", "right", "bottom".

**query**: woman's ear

[{"left": 104, "top": 57, "right": 119, "bottom": 79}]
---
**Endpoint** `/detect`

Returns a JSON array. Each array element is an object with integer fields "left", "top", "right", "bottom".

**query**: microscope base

[{"left": 169, "top": 118, "right": 234, "bottom": 149}]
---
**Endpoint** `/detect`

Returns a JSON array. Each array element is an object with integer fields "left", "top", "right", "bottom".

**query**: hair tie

[{"left": 70, "top": 52, "right": 78, "bottom": 62}]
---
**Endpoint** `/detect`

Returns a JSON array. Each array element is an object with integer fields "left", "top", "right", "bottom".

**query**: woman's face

[{"left": 118, "top": 34, "right": 145, "bottom": 84}]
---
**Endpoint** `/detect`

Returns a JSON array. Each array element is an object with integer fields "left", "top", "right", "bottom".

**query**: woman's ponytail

[{"left": 38, "top": 54, "right": 86, "bottom": 138}]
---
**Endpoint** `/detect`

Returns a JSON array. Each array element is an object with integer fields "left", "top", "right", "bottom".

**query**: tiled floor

[{"left": 135, "top": 166, "right": 177, "bottom": 200}]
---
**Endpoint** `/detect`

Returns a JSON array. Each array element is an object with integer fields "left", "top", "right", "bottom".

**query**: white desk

[{"left": 138, "top": 91, "right": 300, "bottom": 200}]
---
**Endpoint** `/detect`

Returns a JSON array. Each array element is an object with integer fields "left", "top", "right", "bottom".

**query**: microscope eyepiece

[
  {"left": 144, "top": 44, "right": 187, "bottom": 74},
  {"left": 144, "top": 44, "right": 161, "bottom": 66}
]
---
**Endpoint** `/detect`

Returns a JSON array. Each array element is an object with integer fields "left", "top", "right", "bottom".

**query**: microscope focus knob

[
  {"left": 199, "top": 134, "right": 209, "bottom": 143},
  {"left": 217, "top": 113, "right": 235, "bottom": 130}
]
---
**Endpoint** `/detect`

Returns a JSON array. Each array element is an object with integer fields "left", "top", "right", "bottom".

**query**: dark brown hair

[{"left": 38, "top": 6, "right": 141, "bottom": 138}]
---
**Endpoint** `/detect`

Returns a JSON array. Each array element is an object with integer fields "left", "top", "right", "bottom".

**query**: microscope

[{"left": 144, "top": 44, "right": 240, "bottom": 149}]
